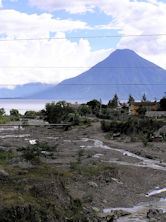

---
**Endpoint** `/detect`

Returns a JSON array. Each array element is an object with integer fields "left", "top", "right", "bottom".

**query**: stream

[
  {"left": 80, "top": 138, "right": 166, "bottom": 221},
  {"left": 80, "top": 138, "right": 166, "bottom": 171}
]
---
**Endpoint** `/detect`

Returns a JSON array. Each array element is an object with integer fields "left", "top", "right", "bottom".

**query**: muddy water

[
  {"left": 80, "top": 138, "right": 166, "bottom": 171},
  {"left": 104, "top": 198, "right": 166, "bottom": 222},
  {"left": 0, "top": 126, "right": 23, "bottom": 131},
  {"left": 0, "top": 134, "right": 30, "bottom": 138}
]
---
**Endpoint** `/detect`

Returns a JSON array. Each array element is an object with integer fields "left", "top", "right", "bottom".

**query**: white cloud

[
  {"left": 2, "top": 0, "right": 166, "bottom": 87},
  {"left": 0, "top": 0, "right": 2, "bottom": 7},
  {"left": 28, "top": 0, "right": 166, "bottom": 69},
  {"left": 112, "top": 1, "right": 166, "bottom": 69},
  {"left": 29, "top": 0, "right": 130, "bottom": 14},
  {"left": 29, "top": 0, "right": 96, "bottom": 14},
  {"left": 93, "top": 0, "right": 166, "bottom": 69},
  {"left": 0, "top": 32, "right": 112, "bottom": 86},
  {"left": 0, "top": 10, "right": 90, "bottom": 36},
  {"left": 0, "top": 9, "right": 112, "bottom": 86}
]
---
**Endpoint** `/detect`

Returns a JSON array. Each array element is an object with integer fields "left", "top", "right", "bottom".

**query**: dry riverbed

[{"left": 1, "top": 120, "right": 166, "bottom": 221}]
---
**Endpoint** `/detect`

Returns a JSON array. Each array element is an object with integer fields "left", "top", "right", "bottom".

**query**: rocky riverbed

[{"left": 1, "top": 120, "right": 166, "bottom": 221}]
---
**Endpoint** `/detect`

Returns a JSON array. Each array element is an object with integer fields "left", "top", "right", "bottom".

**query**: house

[{"left": 130, "top": 102, "right": 158, "bottom": 115}]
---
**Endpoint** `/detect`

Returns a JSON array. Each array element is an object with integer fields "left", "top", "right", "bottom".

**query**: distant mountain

[
  {"left": 29, "top": 49, "right": 166, "bottom": 101},
  {"left": 2, "top": 49, "right": 166, "bottom": 101},
  {"left": 0, "top": 82, "right": 54, "bottom": 99}
]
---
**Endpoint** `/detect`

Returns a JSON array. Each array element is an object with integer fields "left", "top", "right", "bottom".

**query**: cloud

[
  {"left": 0, "top": 31, "right": 112, "bottom": 86},
  {"left": 112, "top": 0, "right": 166, "bottom": 69},
  {"left": 28, "top": 0, "right": 131, "bottom": 14},
  {"left": 0, "top": 9, "right": 112, "bottom": 86},
  {"left": 0, "top": 0, "right": 2, "bottom": 7},
  {"left": 0, "top": 10, "right": 90, "bottom": 36},
  {"left": 93, "top": 0, "right": 166, "bottom": 69},
  {"left": 28, "top": 0, "right": 166, "bottom": 68},
  {"left": 29, "top": 0, "right": 96, "bottom": 14}
]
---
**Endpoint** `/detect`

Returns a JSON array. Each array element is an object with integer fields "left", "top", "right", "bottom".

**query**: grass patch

[{"left": 0, "top": 116, "right": 11, "bottom": 124}]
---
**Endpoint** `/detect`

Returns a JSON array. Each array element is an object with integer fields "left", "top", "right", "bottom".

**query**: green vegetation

[
  {"left": 0, "top": 108, "right": 5, "bottom": 116},
  {"left": 141, "top": 93, "right": 147, "bottom": 102},
  {"left": 42, "top": 101, "right": 92, "bottom": 127},
  {"left": 160, "top": 97, "right": 166, "bottom": 111},
  {"left": 78, "top": 104, "right": 91, "bottom": 116},
  {"left": 0, "top": 149, "right": 15, "bottom": 166},
  {"left": 43, "top": 101, "right": 76, "bottom": 124},
  {"left": 17, "top": 141, "right": 58, "bottom": 163},
  {"left": 87, "top": 99, "right": 101, "bottom": 114},
  {"left": 0, "top": 141, "right": 90, "bottom": 222},
  {"left": 128, "top": 94, "right": 135, "bottom": 105},
  {"left": 0, "top": 116, "right": 11, "bottom": 124},
  {"left": 101, "top": 117, "right": 164, "bottom": 140},
  {"left": 70, "top": 161, "right": 118, "bottom": 178},
  {"left": 108, "top": 93, "right": 119, "bottom": 108},
  {"left": 24, "top": 110, "right": 37, "bottom": 119},
  {"left": 10, "top": 109, "right": 20, "bottom": 121}
]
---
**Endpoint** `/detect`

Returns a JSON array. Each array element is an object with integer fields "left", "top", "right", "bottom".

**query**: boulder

[
  {"left": 0, "top": 169, "right": 9, "bottom": 179},
  {"left": 88, "top": 181, "right": 98, "bottom": 188},
  {"left": 147, "top": 208, "right": 166, "bottom": 222}
]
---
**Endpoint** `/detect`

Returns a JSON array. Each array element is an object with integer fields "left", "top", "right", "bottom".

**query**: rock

[
  {"left": 98, "top": 210, "right": 130, "bottom": 222},
  {"left": 18, "top": 170, "right": 28, "bottom": 175},
  {"left": 103, "top": 199, "right": 107, "bottom": 204},
  {"left": 0, "top": 169, "right": 9, "bottom": 179},
  {"left": 92, "top": 207, "right": 100, "bottom": 212},
  {"left": 88, "top": 181, "right": 98, "bottom": 188},
  {"left": 147, "top": 209, "right": 163, "bottom": 219},
  {"left": 147, "top": 208, "right": 166, "bottom": 221}
]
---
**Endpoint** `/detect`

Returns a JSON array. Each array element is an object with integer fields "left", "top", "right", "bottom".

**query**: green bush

[
  {"left": 70, "top": 161, "right": 80, "bottom": 171},
  {"left": 101, "top": 118, "right": 164, "bottom": 137},
  {"left": 44, "top": 101, "right": 76, "bottom": 124},
  {"left": 0, "top": 116, "right": 11, "bottom": 124},
  {"left": 24, "top": 110, "right": 37, "bottom": 119},
  {"left": 10, "top": 109, "right": 21, "bottom": 121},
  {"left": 21, "top": 146, "right": 41, "bottom": 163}
]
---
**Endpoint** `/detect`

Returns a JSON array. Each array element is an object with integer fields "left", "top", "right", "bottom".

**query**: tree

[
  {"left": 108, "top": 94, "right": 119, "bottom": 108},
  {"left": 0, "top": 108, "right": 5, "bottom": 116},
  {"left": 78, "top": 104, "right": 91, "bottom": 116},
  {"left": 44, "top": 101, "right": 76, "bottom": 123},
  {"left": 160, "top": 97, "right": 166, "bottom": 111},
  {"left": 24, "top": 110, "right": 37, "bottom": 119},
  {"left": 128, "top": 94, "right": 135, "bottom": 105},
  {"left": 10, "top": 109, "right": 20, "bottom": 116},
  {"left": 10, "top": 109, "right": 20, "bottom": 121},
  {"left": 87, "top": 99, "right": 101, "bottom": 114},
  {"left": 141, "top": 93, "right": 147, "bottom": 102}
]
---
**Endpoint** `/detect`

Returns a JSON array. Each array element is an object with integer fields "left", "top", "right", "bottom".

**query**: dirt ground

[{"left": 1, "top": 120, "right": 166, "bottom": 221}]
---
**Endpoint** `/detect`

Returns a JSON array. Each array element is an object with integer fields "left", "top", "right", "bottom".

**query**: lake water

[
  {"left": 0, "top": 99, "right": 109, "bottom": 115},
  {"left": 0, "top": 99, "right": 58, "bottom": 114}
]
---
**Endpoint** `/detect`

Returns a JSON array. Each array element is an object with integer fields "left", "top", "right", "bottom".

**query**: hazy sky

[{"left": 0, "top": 0, "right": 166, "bottom": 86}]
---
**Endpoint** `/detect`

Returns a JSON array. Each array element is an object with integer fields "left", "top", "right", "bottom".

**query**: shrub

[
  {"left": 70, "top": 161, "right": 80, "bottom": 171},
  {"left": 101, "top": 118, "right": 164, "bottom": 137},
  {"left": 21, "top": 146, "right": 41, "bottom": 163},
  {"left": 24, "top": 111, "right": 37, "bottom": 119},
  {"left": 10, "top": 109, "right": 21, "bottom": 121},
  {"left": 77, "top": 149, "right": 84, "bottom": 157},
  {"left": 141, "top": 137, "right": 148, "bottom": 147}
]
